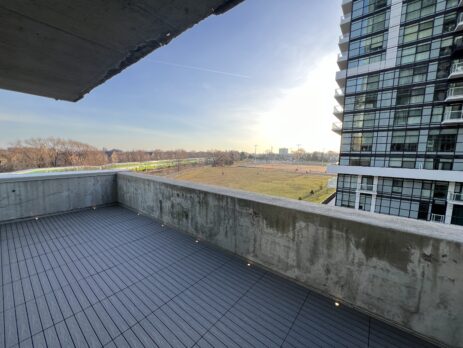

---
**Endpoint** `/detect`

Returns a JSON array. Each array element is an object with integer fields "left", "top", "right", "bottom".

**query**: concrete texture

[
  {"left": 117, "top": 172, "right": 463, "bottom": 347},
  {"left": 0, "top": 0, "right": 243, "bottom": 101},
  {"left": 0, "top": 171, "right": 117, "bottom": 222}
]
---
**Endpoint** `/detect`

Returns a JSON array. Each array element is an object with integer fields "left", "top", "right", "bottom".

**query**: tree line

[
  {"left": 0, "top": 137, "right": 338, "bottom": 173},
  {"left": 0, "top": 137, "right": 247, "bottom": 172}
]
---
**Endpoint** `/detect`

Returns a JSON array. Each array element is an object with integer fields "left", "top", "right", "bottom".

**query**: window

[
  {"left": 353, "top": 113, "right": 375, "bottom": 128},
  {"left": 350, "top": 157, "right": 371, "bottom": 166},
  {"left": 401, "top": 43, "right": 431, "bottom": 64},
  {"left": 351, "top": 11, "right": 389, "bottom": 38},
  {"left": 353, "top": 0, "right": 389, "bottom": 19},
  {"left": 443, "top": 13, "right": 457, "bottom": 33},
  {"left": 405, "top": 0, "right": 436, "bottom": 22},
  {"left": 434, "top": 84, "right": 447, "bottom": 101},
  {"left": 346, "top": 74, "right": 381, "bottom": 93},
  {"left": 351, "top": 133, "right": 373, "bottom": 151},
  {"left": 392, "top": 179, "right": 403, "bottom": 193},
  {"left": 353, "top": 93, "right": 378, "bottom": 110},
  {"left": 394, "top": 109, "right": 422, "bottom": 126},
  {"left": 349, "top": 33, "right": 387, "bottom": 57},
  {"left": 391, "top": 130, "right": 419, "bottom": 151},
  {"left": 396, "top": 87, "right": 425, "bottom": 105},
  {"left": 398, "top": 65, "right": 427, "bottom": 85},
  {"left": 436, "top": 60, "right": 450, "bottom": 79},
  {"left": 427, "top": 129, "right": 458, "bottom": 152},
  {"left": 403, "top": 20, "right": 433, "bottom": 43}
]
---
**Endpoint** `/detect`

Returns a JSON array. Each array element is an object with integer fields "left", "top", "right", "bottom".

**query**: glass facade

[{"left": 332, "top": 0, "right": 463, "bottom": 226}]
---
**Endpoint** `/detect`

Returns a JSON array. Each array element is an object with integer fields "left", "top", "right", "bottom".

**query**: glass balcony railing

[
  {"left": 446, "top": 86, "right": 463, "bottom": 99},
  {"left": 450, "top": 61, "right": 463, "bottom": 75},
  {"left": 443, "top": 109, "right": 463, "bottom": 122},
  {"left": 359, "top": 183, "right": 374, "bottom": 191},
  {"left": 456, "top": 13, "right": 463, "bottom": 30},
  {"left": 431, "top": 214, "right": 445, "bottom": 223},
  {"left": 332, "top": 122, "right": 342, "bottom": 134},
  {"left": 449, "top": 192, "right": 463, "bottom": 202}
]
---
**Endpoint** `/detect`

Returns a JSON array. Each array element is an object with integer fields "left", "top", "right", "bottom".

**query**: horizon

[{"left": 0, "top": 1, "right": 342, "bottom": 153}]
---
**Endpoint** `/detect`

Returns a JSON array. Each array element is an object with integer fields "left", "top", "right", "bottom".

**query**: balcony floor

[{"left": 0, "top": 206, "right": 435, "bottom": 348}]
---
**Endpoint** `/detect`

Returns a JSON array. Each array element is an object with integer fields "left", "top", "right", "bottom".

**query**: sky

[{"left": 0, "top": 0, "right": 342, "bottom": 153}]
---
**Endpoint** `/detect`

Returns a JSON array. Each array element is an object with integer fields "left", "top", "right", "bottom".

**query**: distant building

[
  {"left": 279, "top": 148, "right": 289, "bottom": 156},
  {"left": 329, "top": 0, "right": 463, "bottom": 226}
]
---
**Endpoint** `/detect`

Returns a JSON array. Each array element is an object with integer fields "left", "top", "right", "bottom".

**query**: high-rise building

[{"left": 328, "top": 0, "right": 463, "bottom": 226}]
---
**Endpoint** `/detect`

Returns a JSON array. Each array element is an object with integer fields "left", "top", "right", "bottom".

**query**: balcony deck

[{"left": 0, "top": 206, "right": 435, "bottom": 348}]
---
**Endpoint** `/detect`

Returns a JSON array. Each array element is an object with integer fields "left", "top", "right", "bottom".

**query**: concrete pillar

[{"left": 445, "top": 182, "right": 456, "bottom": 224}]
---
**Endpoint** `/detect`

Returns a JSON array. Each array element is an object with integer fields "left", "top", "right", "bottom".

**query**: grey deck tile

[
  {"left": 0, "top": 207, "right": 437, "bottom": 348},
  {"left": 92, "top": 302, "right": 121, "bottom": 340},
  {"left": 5, "top": 307, "right": 18, "bottom": 347},
  {"left": 84, "top": 306, "right": 112, "bottom": 346},
  {"left": 122, "top": 327, "right": 149, "bottom": 348},
  {"left": 75, "top": 311, "right": 103, "bottom": 348},
  {"left": 66, "top": 316, "right": 89, "bottom": 348},
  {"left": 31, "top": 332, "right": 47, "bottom": 348},
  {"left": 54, "top": 320, "right": 75, "bottom": 348},
  {"left": 25, "top": 300, "right": 43, "bottom": 336}
]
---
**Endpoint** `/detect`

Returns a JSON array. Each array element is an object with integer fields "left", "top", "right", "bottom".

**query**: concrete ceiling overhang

[{"left": 0, "top": 0, "right": 243, "bottom": 102}]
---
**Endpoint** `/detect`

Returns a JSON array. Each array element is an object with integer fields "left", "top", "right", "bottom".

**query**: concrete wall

[
  {"left": 118, "top": 172, "right": 463, "bottom": 347},
  {"left": 0, "top": 171, "right": 117, "bottom": 222}
]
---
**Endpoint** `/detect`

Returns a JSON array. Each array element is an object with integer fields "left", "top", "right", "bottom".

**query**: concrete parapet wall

[
  {"left": 118, "top": 172, "right": 463, "bottom": 347},
  {"left": 0, "top": 171, "right": 117, "bottom": 222}
]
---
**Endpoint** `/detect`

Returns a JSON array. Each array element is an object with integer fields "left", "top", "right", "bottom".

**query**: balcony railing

[
  {"left": 449, "top": 61, "right": 463, "bottom": 77},
  {"left": 431, "top": 213, "right": 445, "bottom": 223},
  {"left": 333, "top": 105, "right": 344, "bottom": 120},
  {"left": 358, "top": 183, "right": 375, "bottom": 191},
  {"left": 449, "top": 192, "right": 463, "bottom": 202},
  {"left": 443, "top": 109, "right": 463, "bottom": 123},
  {"left": 340, "top": 14, "right": 351, "bottom": 34},
  {"left": 446, "top": 86, "right": 463, "bottom": 100},
  {"left": 456, "top": 12, "right": 463, "bottom": 31},
  {"left": 332, "top": 122, "right": 342, "bottom": 134},
  {"left": 339, "top": 34, "right": 349, "bottom": 51}
]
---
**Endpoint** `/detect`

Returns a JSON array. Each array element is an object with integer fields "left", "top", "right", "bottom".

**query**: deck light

[
  {"left": 195, "top": 240, "right": 199, "bottom": 243},
  {"left": 35, "top": 217, "right": 39, "bottom": 220},
  {"left": 247, "top": 263, "right": 251, "bottom": 267},
  {"left": 335, "top": 301, "right": 340, "bottom": 307}
]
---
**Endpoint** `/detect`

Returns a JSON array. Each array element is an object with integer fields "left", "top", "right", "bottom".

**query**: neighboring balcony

[
  {"left": 448, "top": 192, "right": 463, "bottom": 204},
  {"left": 337, "top": 52, "right": 348, "bottom": 70},
  {"left": 339, "top": 33, "right": 349, "bottom": 51},
  {"left": 333, "top": 105, "right": 344, "bottom": 120},
  {"left": 341, "top": 0, "right": 353, "bottom": 15},
  {"left": 431, "top": 213, "right": 446, "bottom": 224},
  {"left": 445, "top": 85, "right": 463, "bottom": 102},
  {"left": 332, "top": 121, "right": 342, "bottom": 135},
  {"left": 340, "top": 13, "right": 351, "bottom": 34},
  {"left": 456, "top": 12, "right": 463, "bottom": 31},
  {"left": 336, "top": 69, "right": 347, "bottom": 87},
  {"left": 442, "top": 108, "right": 463, "bottom": 124},
  {"left": 449, "top": 61, "right": 463, "bottom": 79},
  {"left": 334, "top": 88, "right": 345, "bottom": 104}
]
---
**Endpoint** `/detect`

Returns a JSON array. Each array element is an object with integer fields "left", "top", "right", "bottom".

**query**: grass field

[{"left": 166, "top": 165, "right": 336, "bottom": 203}]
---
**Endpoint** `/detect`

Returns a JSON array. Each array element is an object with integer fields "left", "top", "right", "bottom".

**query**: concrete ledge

[
  {"left": 117, "top": 172, "right": 463, "bottom": 347},
  {"left": 0, "top": 171, "right": 118, "bottom": 222}
]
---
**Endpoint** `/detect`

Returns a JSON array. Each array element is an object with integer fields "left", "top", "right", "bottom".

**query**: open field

[
  {"left": 238, "top": 162, "right": 329, "bottom": 174},
  {"left": 163, "top": 164, "right": 336, "bottom": 203}
]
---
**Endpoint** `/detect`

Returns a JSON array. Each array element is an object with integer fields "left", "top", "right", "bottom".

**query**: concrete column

[{"left": 445, "top": 182, "right": 456, "bottom": 224}]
